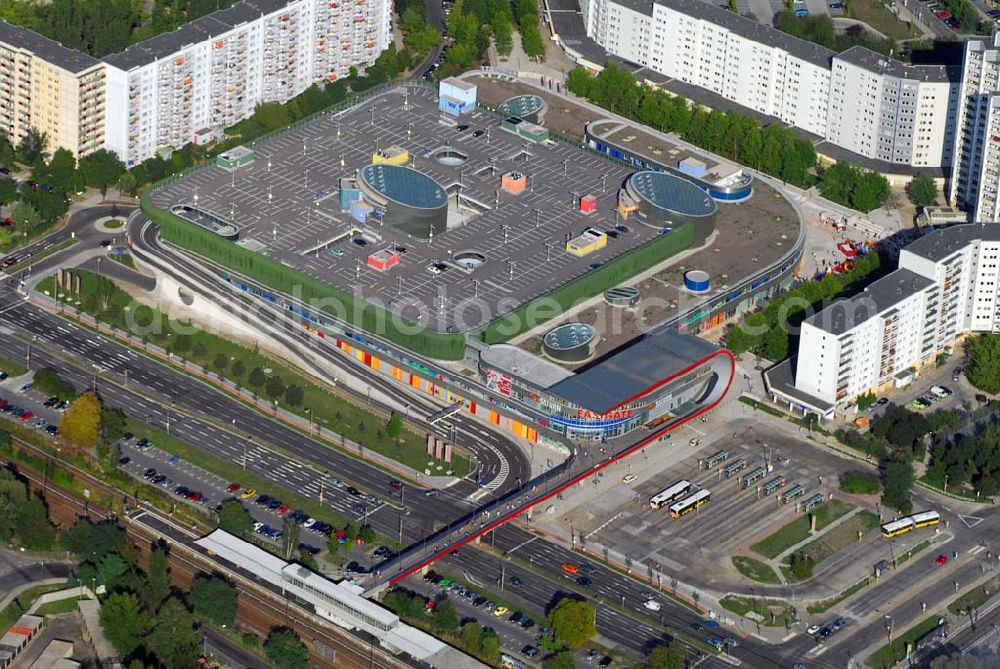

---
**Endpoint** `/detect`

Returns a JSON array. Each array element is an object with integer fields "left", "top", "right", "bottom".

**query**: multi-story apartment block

[
  {"left": 105, "top": 0, "right": 390, "bottom": 166},
  {"left": 0, "top": 20, "right": 106, "bottom": 158},
  {"left": 828, "top": 47, "right": 955, "bottom": 168},
  {"left": 0, "top": 0, "right": 389, "bottom": 164},
  {"left": 766, "top": 223, "right": 1000, "bottom": 418},
  {"left": 583, "top": 0, "right": 959, "bottom": 168},
  {"left": 950, "top": 35, "right": 1000, "bottom": 221}
]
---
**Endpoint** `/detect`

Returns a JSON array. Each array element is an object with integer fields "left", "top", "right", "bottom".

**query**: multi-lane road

[{"left": 7, "top": 204, "right": 1000, "bottom": 668}]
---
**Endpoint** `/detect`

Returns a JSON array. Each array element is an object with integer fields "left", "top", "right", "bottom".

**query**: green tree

[
  {"left": 46, "top": 148, "right": 77, "bottom": 192},
  {"left": 966, "top": 334, "right": 1000, "bottom": 394},
  {"left": 907, "top": 173, "right": 938, "bottom": 207},
  {"left": 839, "top": 470, "right": 880, "bottom": 495},
  {"left": 213, "top": 353, "right": 228, "bottom": 371},
  {"left": 881, "top": 458, "right": 915, "bottom": 514},
  {"left": 218, "top": 499, "right": 254, "bottom": 536},
  {"left": 148, "top": 598, "right": 200, "bottom": 669},
  {"left": 265, "top": 374, "right": 285, "bottom": 399},
  {"left": 78, "top": 149, "right": 126, "bottom": 196},
  {"left": 0, "top": 177, "right": 16, "bottom": 205},
  {"left": 284, "top": 384, "right": 304, "bottom": 406},
  {"left": 760, "top": 326, "right": 789, "bottom": 361},
  {"left": 282, "top": 516, "right": 301, "bottom": 560},
  {"left": 479, "top": 628, "right": 500, "bottom": 660},
  {"left": 96, "top": 552, "right": 130, "bottom": 589},
  {"left": 33, "top": 367, "right": 75, "bottom": 399},
  {"left": 386, "top": 413, "right": 403, "bottom": 438},
  {"left": 117, "top": 171, "right": 137, "bottom": 197},
  {"left": 61, "top": 391, "right": 102, "bottom": 450},
  {"left": 101, "top": 405, "right": 127, "bottom": 443},
  {"left": 0, "top": 470, "right": 26, "bottom": 542},
  {"left": 188, "top": 575, "right": 238, "bottom": 626},
  {"left": 493, "top": 13, "right": 513, "bottom": 56},
  {"left": 144, "top": 547, "right": 170, "bottom": 611},
  {"left": 10, "top": 200, "right": 43, "bottom": 232},
  {"left": 433, "top": 598, "right": 459, "bottom": 632},
  {"left": 16, "top": 128, "right": 46, "bottom": 164},
  {"left": 248, "top": 367, "right": 266, "bottom": 387},
  {"left": 16, "top": 496, "right": 55, "bottom": 550},
  {"left": 788, "top": 551, "right": 816, "bottom": 580},
  {"left": 856, "top": 391, "right": 877, "bottom": 411},
  {"left": 646, "top": 644, "right": 684, "bottom": 669},
  {"left": 460, "top": 622, "right": 483, "bottom": 653},
  {"left": 544, "top": 652, "right": 577, "bottom": 669},
  {"left": 62, "top": 519, "right": 125, "bottom": 560},
  {"left": 264, "top": 628, "right": 309, "bottom": 669},
  {"left": 99, "top": 592, "right": 150, "bottom": 657},
  {"left": 851, "top": 171, "right": 889, "bottom": 212},
  {"left": 548, "top": 597, "right": 596, "bottom": 649},
  {"left": 358, "top": 524, "right": 376, "bottom": 544}
]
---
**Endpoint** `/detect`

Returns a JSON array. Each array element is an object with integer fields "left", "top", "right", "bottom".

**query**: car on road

[
  {"left": 707, "top": 638, "right": 725, "bottom": 650},
  {"left": 936, "top": 554, "right": 948, "bottom": 566},
  {"left": 831, "top": 617, "right": 847, "bottom": 632},
  {"left": 389, "top": 480, "right": 403, "bottom": 491},
  {"left": 577, "top": 576, "right": 592, "bottom": 587},
  {"left": 509, "top": 576, "right": 524, "bottom": 587},
  {"left": 346, "top": 486, "right": 361, "bottom": 496},
  {"left": 818, "top": 627, "right": 832, "bottom": 641},
  {"left": 240, "top": 487, "right": 256, "bottom": 500},
  {"left": 621, "top": 474, "right": 636, "bottom": 484},
  {"left": 561, "top": 563, "right": 578, "bottom": 575},
  {"left": 424, "top": 488, "right": 441, "bottom": 497},
  {"left": 643, "top": 600, "right": 661, "bottom": 611},
  {"left": 493, "top": 606, "right": 509, "bottom": 617},
  {"left": 703, "top": 619, "right": 720, "bottom": 630},
  {"left": 806, "top": 624, "right": 821, "bottom": 636},
  {"left": 691, "top": 622, "right": 705, "bottom": 631}
]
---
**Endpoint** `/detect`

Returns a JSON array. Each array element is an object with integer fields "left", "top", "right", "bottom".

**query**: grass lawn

[
  {"left": 0, "top": 583, "right": 67, "bottom": 628},
  {"left": 6, "top": 239, "right": 76, "bottom": 274},
  {"left": 719, "top": 595, "right": 796, "bottom": 627},
  {"left": 751, "top": 500, "right": 855, "bottom": 559},
  {"left": 103, "top": 219, "right": 124, "bottom": 229},
  {"left": 731, "top": 556, "right": 781, "bottom": 584},
  {"left": 0, "top": 353, "right": 27, "bottom": 377},
  {"left": 948, "top": 575, "right": 1000, "bottom": 616},
  {"left": 783, "top": 510, "right": 881, "bottom": 583},
  {"left": 846, "top": 0, "right": 921, "bottom": 40},
  {"left": 806, "top": 576, "right": 870, "bottom": 614},
  {"left": 865, "top": 615, "right": 944, "bottom": 668},
  {"left": 38, "top": 270, "right": 472, "bottom": 476},
  {"left": 895, "top": 540, "right": 930, "bottom": 567},
  {"left": 108, "top": 251, "right": 136, "bottom": 270},
  {"left": 125, "top": 418, "right": 357, "bottom": 534},
  {"left": 35, "top": 596, "right": 88, "bottom": 616}
]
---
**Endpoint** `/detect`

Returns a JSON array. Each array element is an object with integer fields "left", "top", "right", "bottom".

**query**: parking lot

[
  {"left": 547, "top": 420, "right": 880, "bottom": 592},
  {"left": 115, "top": 438, "right": 401, "bottom": 570},
  {"left": 152, "top": 85, "right": 661, "bottom": 333}
]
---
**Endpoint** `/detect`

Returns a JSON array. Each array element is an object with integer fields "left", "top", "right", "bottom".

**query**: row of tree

[
  {"left": 723, "top": 249, "right": 881, "bottom": 361},
  {"left": 0, "top": 468, "right": 57, "bottom": 550},
  {"left": 565, "top": 63, "right": 893, "bottom": 209},
  {"left": 966, "top": 333, "right": 1000, "bottom": 395}
]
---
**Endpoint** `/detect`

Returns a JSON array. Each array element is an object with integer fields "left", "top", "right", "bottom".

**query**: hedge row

[
  {"left": 477, "top": 222, "right": 695, "bottom": 344},
  {"left": 139, "top": 192, "right": 467, "bottom": 360}
]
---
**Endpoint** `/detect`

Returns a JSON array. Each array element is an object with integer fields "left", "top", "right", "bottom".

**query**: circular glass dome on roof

[
  {"left": 360, "top": 164, "right": 448, "bottom": 210},
  {"left": 498, "top": 94, "right": 546, "bottom": 118},
  {"left": 628, "top": 171, "right": 717, "bottom": 217}
]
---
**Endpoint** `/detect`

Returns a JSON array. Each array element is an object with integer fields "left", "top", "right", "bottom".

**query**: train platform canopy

[
  {"left": 194, "top": 530, "right": 489, "bottom": 668},
  {"left": 548, "top": 331, "right": 720, "bottom": 414}
]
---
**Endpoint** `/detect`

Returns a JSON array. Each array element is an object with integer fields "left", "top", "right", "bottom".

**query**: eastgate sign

[{"left": 576, "top": 408, "right": 634, "bottom": 421}]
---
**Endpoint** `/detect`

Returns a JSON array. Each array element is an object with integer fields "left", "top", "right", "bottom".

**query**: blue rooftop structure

[
  {"left": 628, "top": 171, "right": 717, "bottom": 218},
  {"left": 360, "top": 165, "right": 448, "bottom": 210}
]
